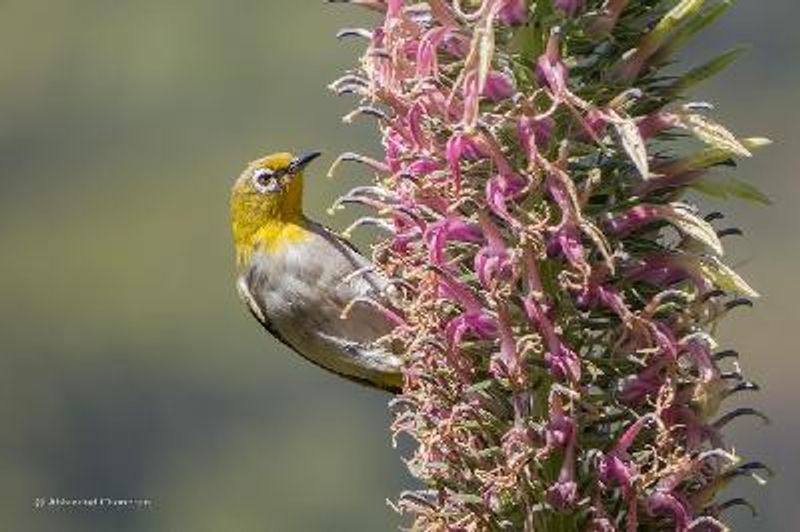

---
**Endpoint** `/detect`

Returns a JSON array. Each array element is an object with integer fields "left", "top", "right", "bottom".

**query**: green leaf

[
  {"left": 690, "top": 177, "right": 773, "bottom": 206},
  {"left": 696, "top": 256, "right": 760, "bottom": 298},
  {"left": 658, "top": 137, "right": 770, "bottom": 176},
  {"left": 610, "top": 112, "right": 650, "bottom": 180},
  {"left": 726, "top": 177, "right": 773, "bottom": 205},
  {"left": 657, "top": 0, "right": 735, "bottom": 62},
  {"left": 741, "top": 137, "right": 773, "bottom": 151},
  {"left": 511, "top": 21, "right": 543, "bottom": 64},
  {"left": 617, "top": 0, "right": 708, "bottom": 83},
  {"left": 665, "top": 203, "right": 724, "bottom": 255},
  {"left": 670, "top": 47, "right": 748, "bottom": 93},
  {"left": 689, "top": 178, "right": 732, "bottom": 199},
  {"left": 677, "top": 112, "right": 751, "bottom": 157},
  {"left": 647, "top": 0, "right": 708, "bottom": 51}
]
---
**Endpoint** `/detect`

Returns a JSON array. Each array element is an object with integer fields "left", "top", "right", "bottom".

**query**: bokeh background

[{"left": 0, "top": 1, "right": 797, "bottom": 530}]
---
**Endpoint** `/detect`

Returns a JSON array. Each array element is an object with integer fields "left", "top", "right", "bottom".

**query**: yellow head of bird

[{"left": 230, "top": 151, "right": 321, "bottom": 265}]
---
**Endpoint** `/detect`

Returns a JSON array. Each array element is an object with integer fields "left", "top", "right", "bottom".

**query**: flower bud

[
  {"left": 498, "top": 0, "right": 528, "bottom": 26},
  {"left": 482, "top": 71, "right": 515, "bottom": 101}
]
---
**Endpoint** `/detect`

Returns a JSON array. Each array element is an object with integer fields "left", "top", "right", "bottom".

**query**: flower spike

[{"left": 331, "top": 0, "right": 771, "bottom": 528}]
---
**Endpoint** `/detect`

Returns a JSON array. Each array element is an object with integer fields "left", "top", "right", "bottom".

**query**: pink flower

[
  {"left": 518, "top": 115, "right": 554, "bottom": 160},
  {"left": 481, "top": 71, "right": 515, "bottom": 101},
  {"left": 498, "top": 0, "right": 528, "bottom": 26},
  {"left": 536, "top": 32, "right": 568, "bottom": 95}
]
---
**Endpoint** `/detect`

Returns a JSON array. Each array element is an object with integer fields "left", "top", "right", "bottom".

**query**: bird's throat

[
  {"left": 232, "top": 174, "right": 308, "bottom": 267},
  {"left": 234, "top": 218, "right": 310, "bottom": 268}
]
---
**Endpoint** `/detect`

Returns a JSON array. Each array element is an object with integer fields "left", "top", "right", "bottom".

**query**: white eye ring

[{"left": 252, "top": 168, "right": 282, "bottom": 194}]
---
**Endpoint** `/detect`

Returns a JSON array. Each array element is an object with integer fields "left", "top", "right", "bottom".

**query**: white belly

[{"left": 238, "top": 228, "right": 402, "bottom": 382}]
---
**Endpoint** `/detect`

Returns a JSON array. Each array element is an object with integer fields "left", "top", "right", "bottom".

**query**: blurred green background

[{"left": 0, "top": 1, "right": 797, "bottom": 531}]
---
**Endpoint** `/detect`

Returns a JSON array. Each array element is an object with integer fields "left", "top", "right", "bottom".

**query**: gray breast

[{"left": 240, "top": 221, "right": 401, "bottom": 380}]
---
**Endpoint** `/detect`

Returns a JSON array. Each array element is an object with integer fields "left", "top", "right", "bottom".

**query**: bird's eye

[
  {"left": 252, "top": 168, "right": 282, "bottom": 193},
  {"left": 253, "top": 168, "right": 274, "bottom": 183}
]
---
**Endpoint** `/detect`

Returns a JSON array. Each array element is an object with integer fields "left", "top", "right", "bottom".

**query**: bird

[{"left": 230, "top": 151, "right": 403, "bottom": 392}]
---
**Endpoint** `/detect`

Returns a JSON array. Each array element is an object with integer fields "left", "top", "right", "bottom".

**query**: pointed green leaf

[
  {"left": 610, "top": 112, "right": 650, "bottom": 180},
  {"left": 649, "top": 0, "right": 708, "bottom": 49},
  {"left": 689, "top": 178, "right": 731, "bottom": 199},
  {"left": 690, "top": 177, "right": 773, "bottom": 205},
  {"left": 658, "top": 137, "right": 770, "bottom": 176},
  {"left": 741, "top": 137, "right": 773, "bottom": 151},
  {"left": 657, "top": 0, "right": 735, "bottom": 61},
  {"left": 726, "top": 178, "right": 773, "bottom": 205},
  {"left": 671, "top": 47, "right": 748, "bottom": 93},
  {"left": 696, "top": 256, "right": 760, "bottom": 298},
  {"left": 623, "top": 0, "right": 707, "bottom": 81},
  {"left": 511, "top": 20, "right": 543, "bottom": 64},
  {"left": 666, "top": 203, "right": 724, "bottom": 255},
  {"left": 677, "top": 112, "right": 752, "bottom": 157}
]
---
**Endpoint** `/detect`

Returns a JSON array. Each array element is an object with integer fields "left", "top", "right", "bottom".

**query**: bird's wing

[
  {"left": 237, "top": 277, "right": 401, "bottom": 393},
  {"left": 303, "top": 219, "right": 400, "bottom": 342}
]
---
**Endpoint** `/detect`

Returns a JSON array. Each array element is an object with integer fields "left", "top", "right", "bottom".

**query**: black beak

[{"left": 290, "top": 152, "right": 322, "bottom": 173}]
